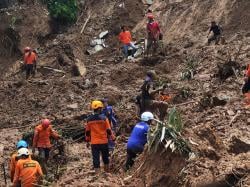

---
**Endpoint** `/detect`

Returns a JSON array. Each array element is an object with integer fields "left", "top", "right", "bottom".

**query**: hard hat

[
  {"left": 147, "top": 14, "right": 154, "bottom": 19},
  {"left": 91, "top": 100, "right": 104, "bottom": 110},
  {"left": 42, "top": 119, "right": 51, "bottom": 128},
  {"left": 17, "top": 140, "right": 28, "bottom": 149},
  {"left": 24, "top": 47, "right": 31, "bottom": 52},
  {"left": 17, "top": 148, "right": 30, "bottom": 157},
  {"left": 141, "top": 112, "right": 154, "bottom": 122}
]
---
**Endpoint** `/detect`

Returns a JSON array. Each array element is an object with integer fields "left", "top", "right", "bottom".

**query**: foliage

[
  {"left": 181, "top": 56, "right": 199, "bottom": 80},
  {"left": 147, "top": 108, "right": 191, "bottom": 155},
  {"left": 46, "top": 0, "right": 78, "bottom": 23}
]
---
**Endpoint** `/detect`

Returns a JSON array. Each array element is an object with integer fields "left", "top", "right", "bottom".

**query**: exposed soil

[{"left": 0, "top": 0, "right": 250, "bottom": 186}]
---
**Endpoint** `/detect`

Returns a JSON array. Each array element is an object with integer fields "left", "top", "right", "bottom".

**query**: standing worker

[
  {"left": 125, "top": 112, "right": 154, "bottom": 171},
  {"left": 242, "top": 64, "right": 250, "bottom": 107},
  {"left": 32, "top": 119, "right": 60, "bottom": 163},
  {"left": 9, "top": 140, "right": 29, "bottom": 183},
  {"left": 146, "top": 14, "right": 161, "bottom": 56},
  {"left": 207, "top": 21, "right": 222, "bottom": 45},
  {"left": 102, "top": 98, "right": 118, "bottom": 152},
  {"left": 24, "top": 47, "right": 37, "bottom": 79},
  {"left": 85, "top": 100, "right": 116, "bottom": 173},
  {"left": 119, "top": 26, "right": 137, "bottom": 61},
  {"left": 13, "top": 148, "right": 43, "bottom": 187}
]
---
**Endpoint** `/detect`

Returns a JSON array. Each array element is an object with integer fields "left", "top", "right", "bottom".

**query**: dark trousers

[
  {"left": 242, "top": 78, "right": 250, "bottom": 94},
  {"left": 25, "top": 64, "right": 34, "bottom": 79},
  {"left": 208, "top": 34, "right": 221, "bottom": 45},
  {"left": 38, "top": 147, "right": 50, "bottom": 161},
  {"left": 91, "top": 144, "right": 109, "bottom": 168},
  {"left": 125, "top": 148, "right": 142, "bottom": 171}
]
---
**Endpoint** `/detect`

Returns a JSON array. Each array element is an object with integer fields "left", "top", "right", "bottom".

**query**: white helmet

[
  {"left": 17, "top": 148, "right": 30, "bottom": 157},
  {"left": 141, "top": 112, "right": 154, "bottom": 122}
]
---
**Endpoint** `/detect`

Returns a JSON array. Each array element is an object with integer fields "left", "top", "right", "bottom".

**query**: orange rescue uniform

[
  {"left": 10, "top": 152, "right": 31, "bottom": 182},
  {"left": 24, "top": 52, "right": 37, "bottom": 65},
  {"left": 85, "top": 114, "right": 115, "bottom": 145},
  {"left": 119, "top": 31, "right": 132, "bottom": 44},
  {"left": 33, "top": 124, "right": 59, "bottom": 148},
  {"left": 246, "top": 65, "right": 250, "bottom": 77},
  {"left": 13, "top": 158, "right": 43, "bottom": 187}
]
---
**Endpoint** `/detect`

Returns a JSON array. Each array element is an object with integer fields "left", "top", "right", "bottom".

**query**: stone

[
  {"left": 227, "top": 110, "right": 235, "bottom": 116},
  {"left": 67, "top": 103, "right": 78, "bottom": 110}
]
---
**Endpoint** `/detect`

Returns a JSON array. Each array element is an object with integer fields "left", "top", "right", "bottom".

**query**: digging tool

[{"left": 2, "top": 162, "right": 7, "bottom": 186}]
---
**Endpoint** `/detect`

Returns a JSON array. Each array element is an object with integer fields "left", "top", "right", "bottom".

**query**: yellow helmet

[{"left": 91, "top": 100, "right": 104, "bottom": 110}]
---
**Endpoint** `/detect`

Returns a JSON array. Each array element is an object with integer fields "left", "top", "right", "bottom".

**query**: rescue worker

[
  {"left": 118, "top": 26, "right": 137, "bottom": 60},
  {"left": 10, "top": 140, "right": 29, "bottom": 182},
  {"left": 102, "top": 98, "right": 118, "bottom": 152},
  {"left": 146, "top": 14, "right": 161, "bottom": 55},
  {"left": 85, "top": 100, "right": 116, "bottom": 173},
  {"left": 207, "top": 21, "right": 222, "bottom": 45},
  {"left": 242, "top": 64, "right": 250, "bottom": 107},
  {"left": 13, "top": 148, "right": 43, "bottom": 187},
  {"left": 24, "top": 47, "right": 37, "bottom": 79},
  {"left": 125, "top": 112, "right": 154, "bottom": 171},
  {"left": 136, "top": 70, "right": 168, "bottom": 120},
  {"left": 32, "top": 119, "right": 60, "bottom": 163}
]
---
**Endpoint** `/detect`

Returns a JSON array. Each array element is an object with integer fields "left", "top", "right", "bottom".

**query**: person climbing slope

[
  {"left": 13, "top": 148, "right": 43, "bottom": 187},
  {"left": 85, "top": 100, "right": 116, "bottom": 173},
  {"left": 24, "top": 47, "right": 37, "bottom": 79},
  {"left": 9, "top": 140, "right": 29, "bottom": 183},
  {"left": 207, "top": 21, "right": 222, "bottom": 45},
  {"left": 32, "top": 119, "right": 60, "bottom": 163},
  {"left": 118, "top": 25, "right": 137, "bottom": 61},
  {"left": 242, "top": 64, "right": 250, "bottom": 107},
  {"left": 125, "top": 112, "right": 154, "bottom": 171}
]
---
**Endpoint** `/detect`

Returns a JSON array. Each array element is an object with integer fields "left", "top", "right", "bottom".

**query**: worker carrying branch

[
  {"left": 125, "top": 112, "right": 154, "bottom": 170},
  {"left": 13, "top": 148, "right": 43, "bottom": 187},
  {"left": 32, "top": 119, "right": 60, "bottom": 163},
  {"left": 207, "top": 21, "right": 223, "bottom": 45},
  {"left": 23, "top": 47, "right": 37, "bottom": 80},
  {"left": 85, "top": 100, "right": 116, "bottom": 173}
]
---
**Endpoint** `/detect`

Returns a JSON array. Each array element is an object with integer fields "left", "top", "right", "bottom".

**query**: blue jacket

[
  {"left": 102, "top": 106, "right": 118, "bottom": 129},
  {"left": 127, "top": 122, "right": 149, "bottom": 151}
]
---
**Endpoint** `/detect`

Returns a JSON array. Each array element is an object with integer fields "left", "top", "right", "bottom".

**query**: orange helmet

[
  {"left": 24, "top": 47, "right": 31, "bottom": 52},
  {"left": 91, "top": 100, "right": 104, "bottom": 110},
  {"left": 42, "top": 119, "right": 51, "bottom": 128}
]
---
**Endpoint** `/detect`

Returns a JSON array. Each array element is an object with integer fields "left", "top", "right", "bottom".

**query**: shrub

[{"left": 47, "top": 0, "right": 78, "bottom": 23}]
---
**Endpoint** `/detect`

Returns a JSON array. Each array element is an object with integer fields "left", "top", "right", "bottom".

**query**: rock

[
  {"left": 227, "top": 110, "right": 235, "bottom": 116},
  {"left": 73, "top": 59, "right": 86, "bottom": 76},
  {"left": 67, "top": 103, "right": 78, "bottom": 110}
]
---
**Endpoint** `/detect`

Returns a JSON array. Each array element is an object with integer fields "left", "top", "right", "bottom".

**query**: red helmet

[
  {"left": 147, "top": 14, "right": 154, "bottom": 19},
  {"left": 24, "top": 47, "right": 31, "bottom": 52},
  {"left": 42, "top": 119, "right": 51, "bottom": 128}
]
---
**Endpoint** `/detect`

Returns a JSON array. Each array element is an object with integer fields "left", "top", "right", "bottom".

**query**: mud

[{"left": 0, "top": 0, "right": 250, "bottom": 186}]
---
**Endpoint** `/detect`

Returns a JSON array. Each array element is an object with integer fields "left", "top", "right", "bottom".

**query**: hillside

[{"left": 0, "top": 0, "right": 249, "bottom": 186}]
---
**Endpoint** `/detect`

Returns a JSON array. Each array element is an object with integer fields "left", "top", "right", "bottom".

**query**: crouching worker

[
  {"left": 13, "top": 148, "right": 43, "bottom": 187},
  {"left": 10, "top": 140, "right": 30, "bottom": 183},
  {"left": 32, "top": 119, "right": 60, "bottom": 163},
  {"left": 85, "top": 100, "right": 116, "bottom": 173},
  {"left": 125, "top": 112, "right": 154, "bottom": 171}
]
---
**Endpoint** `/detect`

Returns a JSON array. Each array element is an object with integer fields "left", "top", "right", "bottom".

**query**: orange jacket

[
  {"left": 13, "top": 158, "right": 43, "bottom": 187},
  {"left": 10, "top": 152, "right": 31, "bottom": 182},
  {"left": 119, "top": 31, "right": 132, "bottom": 44},
  {"left": 24, "top": 52, "right": 37, "bottom": 65},
  {"left": 33, "top": 124, "right": 59, "bottom": 148},
  {"left": 85, "top": 114, "right": 115, "bottom": 145}
]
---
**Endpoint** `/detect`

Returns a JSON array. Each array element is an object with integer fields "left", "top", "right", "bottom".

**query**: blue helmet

[{"left": 16, "top": 140, "right": 28, "bottom": 149}]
